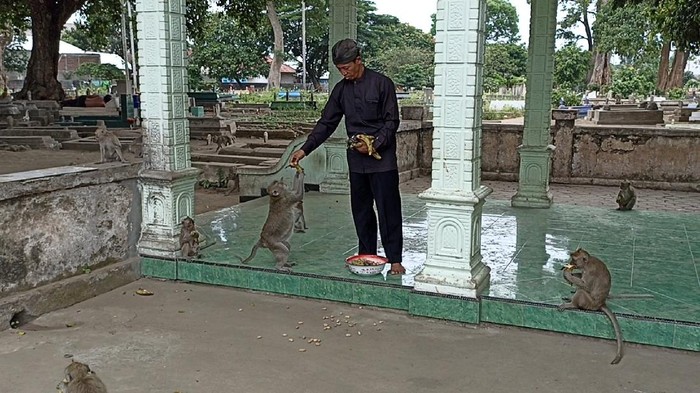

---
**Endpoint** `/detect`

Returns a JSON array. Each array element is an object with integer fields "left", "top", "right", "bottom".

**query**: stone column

[
  {"left": 414, "top": 0, "right": 492, "bottom": 297},
  {"left": 136, "top": 0, "right": 198, "bottom": 257},
  {"left": 511, "top": 0, "right": 558, "bottom": 208},
  {"left": 318, "top": 0, "right": 356, "bottom": 194}
]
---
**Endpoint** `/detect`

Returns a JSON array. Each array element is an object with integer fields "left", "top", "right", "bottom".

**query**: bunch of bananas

[{"left": 347, "top": 134, "right": 382, "bottom": 160}]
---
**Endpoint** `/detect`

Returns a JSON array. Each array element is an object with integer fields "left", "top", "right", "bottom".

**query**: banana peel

[
  {"left": 561, "top": 263, "right": 576, "bottom": 271},
  {"left": 291, "top": 163, "right": 304, "bottom": 174},
  {"left": 349, "top": 134, "right": 381, "bottom": 160}
]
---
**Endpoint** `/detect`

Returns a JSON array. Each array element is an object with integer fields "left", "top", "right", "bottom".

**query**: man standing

[{"left": 289, "top": 38, "right": 405, "bottom": 275}]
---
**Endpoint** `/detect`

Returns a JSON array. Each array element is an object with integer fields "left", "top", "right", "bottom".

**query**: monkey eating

[
  {"left": 95, "top": 122, "right": 127, "bottom": 163},
  {"left": 56, "top": 360, "right": 108, "bottom": 393},
  {"left": 559, "top": 248, "right": 624, "bottom": 365},
  {"left": 240, "top": 171, "right": 305, "bottom": 271},
  {"left": 179, "top": 216, "right": 201, "bottom": 259},
  {"left": 615, "top": 181, "right": 636, "bottom": 211}
]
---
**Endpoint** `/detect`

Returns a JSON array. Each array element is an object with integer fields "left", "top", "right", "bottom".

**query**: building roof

[{"left": 21, "top": 37, "right": 129, "bottom": 69}]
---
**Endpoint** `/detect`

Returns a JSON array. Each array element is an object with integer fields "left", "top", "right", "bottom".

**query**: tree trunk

[
  {"left": 16, "top": 0, "right": 83, "bottom": 101},
  {"left": 667, "top": 50, "right": 688, "bottom": 90},
  {"left": 588, "top": 50, "right": 611, "bottom": 88},
  {"left": 0, "top": 26, "right": 11, "bottom": 93},
  {"left": 656, "top": 41, "right": 671, "bottom": 92},
  {"left": 266, "top": 1, "right": 284, "bottom": 90}
]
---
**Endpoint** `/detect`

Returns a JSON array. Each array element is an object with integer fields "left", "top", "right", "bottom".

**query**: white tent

[{"left": 20, "top": 37, "right": 130, "bottom": 69}]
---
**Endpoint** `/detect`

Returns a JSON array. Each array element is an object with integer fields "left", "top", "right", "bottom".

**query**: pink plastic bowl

[{"left": 345, "top": 254, "right": 388, "bottom": 276}]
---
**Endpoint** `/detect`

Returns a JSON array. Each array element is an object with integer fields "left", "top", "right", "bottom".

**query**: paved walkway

[
  {"left": 400, "top": 177, "right": 700, "bottom": 213},
  {"left": 1, "top": 280, "right": 698, "bottom": 393}
]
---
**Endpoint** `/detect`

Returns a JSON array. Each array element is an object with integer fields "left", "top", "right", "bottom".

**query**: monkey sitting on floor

[
  {"left": 179, "top": 216, "right": 201, "bottom": 259},
  {"left": 95, "top": 122, "right": 127, "bottom": 163},
  {"left": 57, "top": 360, "right": 108, "bottom": 393},
  {"left": 615, "top": 180, "right": 636, "bottom": 211},
  {"left": 559, "top": 248, "right": 624, "bottom": 365},
  {"left": 240, "top": 171, "right": 305, "bottom": 271}
]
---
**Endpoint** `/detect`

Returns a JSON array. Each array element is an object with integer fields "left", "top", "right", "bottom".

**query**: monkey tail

[
  {"left": 240, "top": 241, "right": 261, "bottom": 264},
  {"left": 600, "top": 305, "right": 624, "bottom": 365}
]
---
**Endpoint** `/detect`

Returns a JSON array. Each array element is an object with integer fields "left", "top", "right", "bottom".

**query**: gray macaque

[
  {"left": 57, "top": 361, "right": 108, "bottom": 393},
  {"left": 615, "top": 181, "right": 636, "bottom": 211},
  {"left": 559, "top": 248, "right": 624, "bottom": 365},
  {"left": 292, "top": 170, "right": 308, "bottom": 233},
  {"left": 241, "top": 172, "right": 305, "bottom": 271},
  {"left": 179, "top": 216, "right": 200, "bottom": 259},
  {"left": 95, "top": 122, "right": 127, "bottom": 163}
]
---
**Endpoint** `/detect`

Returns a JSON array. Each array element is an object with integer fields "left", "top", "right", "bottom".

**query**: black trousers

[{"left": 349, "top": 170, "right": 403, "bottom": 263}]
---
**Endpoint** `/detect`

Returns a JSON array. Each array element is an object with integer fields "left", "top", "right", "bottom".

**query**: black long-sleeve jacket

[{"left": 299, "top": 68, "right": 400, "bottom": 173}]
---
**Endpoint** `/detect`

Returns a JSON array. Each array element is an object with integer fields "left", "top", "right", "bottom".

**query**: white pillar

[
  {"left": 136, "top": 0, "right": 198, "bottom": 257},
  {"left": 414, "top": 0, "right": 492, "bottom": 297},
  {"left": 318, "top": 0, "right": 357, "bottom": 194}
]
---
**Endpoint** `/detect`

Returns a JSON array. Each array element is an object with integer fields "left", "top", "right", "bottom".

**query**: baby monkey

[
  {"left": 615, "top": 180, "right": 636, "bottom": 211},
  {"left": 559, "top": 248, "right": 624, "bottom": 364},
  {"left": 57, "top": 361, "right": 108, "bottom": 393},
  {"left": 241, "top": 171, "right": 305, "bottom": 271}
]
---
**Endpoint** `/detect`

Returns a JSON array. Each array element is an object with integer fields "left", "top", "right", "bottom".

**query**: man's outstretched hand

[{"left": 290, "top": 150, "right": 306, "bottom": 167}]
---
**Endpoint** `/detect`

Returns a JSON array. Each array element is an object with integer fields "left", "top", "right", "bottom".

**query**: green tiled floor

[
  {"left": 141, "top": 190, "right": 700, "bottom": 351},
  {"left": 195, "top": 192, "right": 700, "bottom": 325}
]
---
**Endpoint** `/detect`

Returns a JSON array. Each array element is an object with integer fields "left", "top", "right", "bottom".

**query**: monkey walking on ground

[
  {"left": 559, "top": 248, "right": 624, "bottom": 365},
  {"left": 616, "top": 181, "right": 636, "bottom": 211},
  {"left": 95, "top": 121, "right": 127, "bottom": 163},
  {"left": 240, "top": 170, "right": 305, "bottom": 271},
  {"left": 57, "top": 360, "right": 108, "bottom": 393}
]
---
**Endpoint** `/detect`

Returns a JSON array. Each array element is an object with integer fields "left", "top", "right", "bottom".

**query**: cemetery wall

[{"left": 0, "top": 164, "right": 142, "bottom": 299}]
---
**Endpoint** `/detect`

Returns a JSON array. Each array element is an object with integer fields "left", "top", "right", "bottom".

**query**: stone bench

[{"left": 0, "top": 135, "right": 62, "bottom": 150}]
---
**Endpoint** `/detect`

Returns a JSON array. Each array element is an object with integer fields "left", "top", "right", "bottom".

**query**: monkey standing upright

[
  {"left": 292, "top": 165, "right": 308, "bottom": 233},
  {"left": 559, "top": 248, "right": 624, "bottom": 364},
  {"left": 57, "top": 361, "right": 108, "bottom": 393},
  {"left": 241, "top": 171, "right": 305, "bottom": 271},
  {"left": 616, "top": 181, "right": 636, "bottom": 211}
]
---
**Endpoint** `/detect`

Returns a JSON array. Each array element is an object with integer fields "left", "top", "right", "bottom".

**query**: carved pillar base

[
  {"left": 138, "top": 168, "right": 199, "bottom": 257},
  {"left": 319, "top": 138, "right": 350, "bottom": 194},
  {"left": 414, "top": 187, "right": 492, "bottom": 298},
  {"left": 511, "top": 146, "right": 554, "bottom": 208}
]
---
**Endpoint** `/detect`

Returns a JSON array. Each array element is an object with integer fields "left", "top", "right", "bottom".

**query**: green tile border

[
  {"left": 140, "top": 257, "right": 699, "bottom": 352},
  {"left": 409, "top": 291, "right": 479, "bottom": 324},
  {"left": 480, "top": 296, "right": 700, "bottom": 351},
  {"left": 141, "top": 257, "right": 176, "bottom": 279}
]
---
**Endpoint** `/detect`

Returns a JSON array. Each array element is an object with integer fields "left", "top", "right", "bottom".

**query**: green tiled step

[{"left": 141, "top": 257, "right": 699, "bottom": 352}]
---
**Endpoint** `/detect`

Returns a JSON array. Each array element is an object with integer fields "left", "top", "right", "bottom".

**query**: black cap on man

[{"left": 332, "top": 39, "right": 360, "bottom": 65}]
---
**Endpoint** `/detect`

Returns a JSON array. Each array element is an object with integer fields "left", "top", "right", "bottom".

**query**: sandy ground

[{"left": 1, "top": 279, "right": 698, "bottom": 393}]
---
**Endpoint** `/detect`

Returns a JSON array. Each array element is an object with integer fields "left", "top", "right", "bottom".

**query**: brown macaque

[
  {"left": 559, "top": 248, "right": 624, "bottom": 365},
  {"left": 616, "top": 181, "right": 636, "bottom": 211},
  {"left": 57, "top": 361, "right": 108, "bottom": 393},
  {"left": 241, "top": 172, "right": 305, "bottom": 271},
  {"left": 95, "top": 122, "right": 127, "bottom": 163},
  {"left": 179, "top": 216, "right": 200, "bottom": 259},
  {"left": 292, "top": 171, "right": 307, "bottom": 233}
]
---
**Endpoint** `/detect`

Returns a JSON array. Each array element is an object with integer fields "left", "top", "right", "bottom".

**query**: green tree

[
  {"left": 485, "top": 0, "right": 520, "bottom": 43},
  {"left": 278, "top": 0, "right": 328, "bottom": 89},
  {"left": 483, "top": 43, "right": 527, "bottom": 91},
  {"left": 75, "top": 62, "right": 125, "bottom": 81},
  {"left": 0, "top": 0, "right": 211, "bottom": 100},
  {"left": 609, "top": 65, "right": 656, "bottom": 97},
  {"left": 188, "top": 12, "right": 269, "bottom": 89},
  {"left": 553, "top": 43, "right": 592, "bottom": 91}
]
